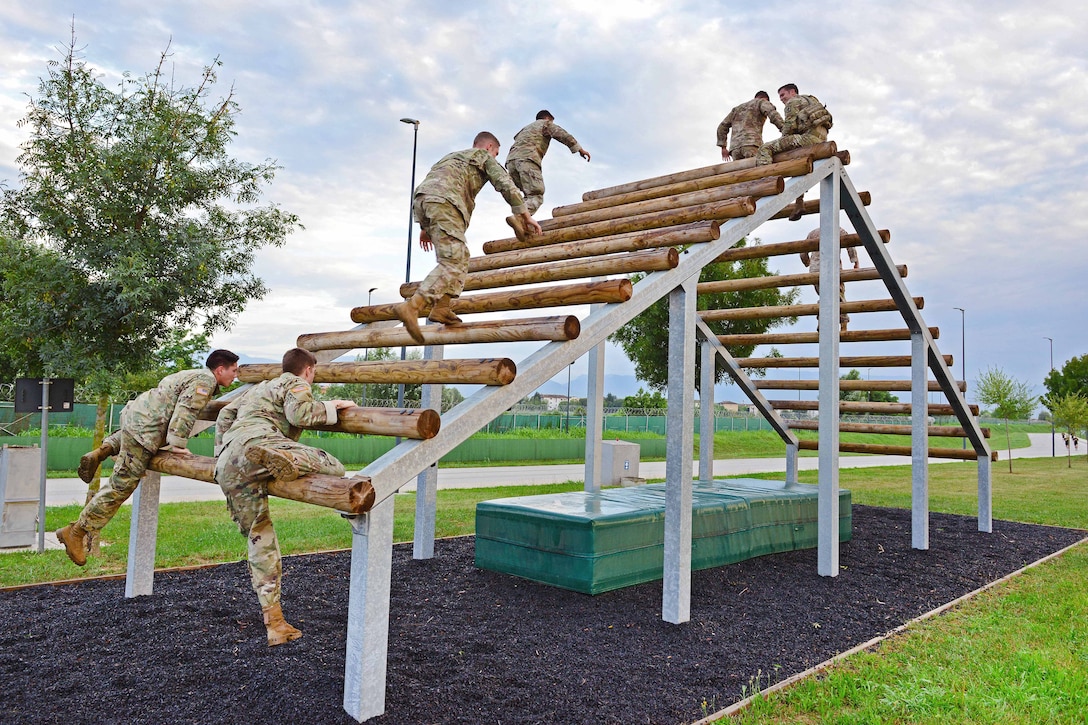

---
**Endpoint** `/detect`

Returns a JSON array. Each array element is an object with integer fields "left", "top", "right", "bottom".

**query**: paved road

[{"left": 41, "top": 432, "right": 1058, "bottom": 505}]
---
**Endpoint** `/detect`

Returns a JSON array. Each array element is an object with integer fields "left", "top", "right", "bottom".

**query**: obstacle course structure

[{"left": 118, "top": 140, "right": 990, "bottom": 722}]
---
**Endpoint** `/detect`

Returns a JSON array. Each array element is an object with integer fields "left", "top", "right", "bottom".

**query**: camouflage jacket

[
  {"left": 414, "top": 148, "right": 527, "bottom": 225},
  {"left": 505, "top": 119, "right": 583, "bottom": 166},
  {"left": 218, "top": 373, "right": 339, "bottom": 451},
  {"left": 717, "top": 98, "right": 785, "bottom": 150},
  {"left": 121, "top": 369, "right": 217, "bottom": 451},
  {"left": 782, "top": 94, "right": 832, "bottom": 135}
]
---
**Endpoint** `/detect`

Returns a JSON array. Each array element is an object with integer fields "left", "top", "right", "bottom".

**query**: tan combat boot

[
  {"left": 505, "top": 214, "right": 534, "bottom": 243},
  {"left": 56, "top": 522, "right": 89, "bottom": 566},
  {"left": 245, "top": 446, "right": 300, "bottom": 483},
  {"left": 394, "top": 293, "right": 427, "bottom": 344},
  {"left": 262, "top": 603, "right": 302, "bottom": 646},
  {"left": 77, "top": 440, "right": 119, "bottom": 484},
  {"left": 788, "top": 195, "right": 805, "bottom": 222},
  {"left": 427, "top": 295, "right": 462, "bottom": 325}
]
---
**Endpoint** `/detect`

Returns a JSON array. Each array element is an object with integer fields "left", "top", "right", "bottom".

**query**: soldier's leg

[
  {"left": 267, "top": 440, "right": 346, "bottom": 478},
  {"left": 731, "top": 145, "right": 758, "bottom": 160},
  {"left": 416, "top": 206, "right": 469, "bottom": 307},
  {"left": 509, "top": 160, "right": 545, "bottom": 214},
  {"left": 217, "top": 450, "right": 285, "bottom": 609},
  {"left": 76, "top": 430, "right": 123, "bottom": 484},
  {"left": 77, "top": 431, "right": 152, "bottom": 533},
  {"left": 756, "top": 135, "right": 804, "bottom": 165}
]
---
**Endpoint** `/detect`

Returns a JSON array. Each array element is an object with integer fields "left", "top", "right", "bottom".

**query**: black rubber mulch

[{"left": 1, "top": 505, "right": 1083, "bottom": 725}]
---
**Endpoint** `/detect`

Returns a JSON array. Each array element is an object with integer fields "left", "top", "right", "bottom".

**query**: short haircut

[
  {"left": 473, "top": 131, "right": 500, "bottom": 147},
  {"left": 205, "top": 349, "right": 239, "bottom": 370},
  {"left": 535, "top": 109, "right": 554, "bottom": 120},
  {"left": 778, "top": 83, "right": 799, "bottom": 94},
  {"left": 282, "top": 347, "right": 317, "bottom": 375},
  {"left": 755, "top": 91, "right": 770, "bottom": 100}
]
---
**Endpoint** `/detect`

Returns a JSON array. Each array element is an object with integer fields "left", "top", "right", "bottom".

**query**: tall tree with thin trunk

[
  {"left": 1049, "top": 393, "right": 1088, "bottom": 468},
  {"left": 975, "top": 366, "right": 1037, "bottom": 473},
  {"left": 0, "top": 27, "right": 299, "bottom": 498}
]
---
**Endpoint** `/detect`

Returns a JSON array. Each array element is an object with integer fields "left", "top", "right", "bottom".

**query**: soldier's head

[
  {"left": 282, "top": 347, "right": 318, "bottom": 383},
  {"left": 205, "top": 349, "right": 239, "bottom": 387},
  {"left": 778, "top": 84, "right": 799, "bottom": 103},
  {"left": 473, "top": 131, "right": 501, "bottom": 158},
  {"left": 754, "top": 91, "right": 770, "bottom": 101},
  {"left": 535, "top": 109, "right": 554, "bottom": 121}
]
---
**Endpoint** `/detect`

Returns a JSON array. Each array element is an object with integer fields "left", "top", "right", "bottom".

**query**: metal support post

[
  {"left": 663, "top": 277, "right": 696, "bottom": 624},
  {"left": 343, "top": 497, "right": 396, "bottom": 722},
  {"left": 699, "top": 341, "right": 715, "bottom": 482},
  {"left": 125, "top": 470, "right": 162, "bottom": 597},
  {"left": 414, "top": 343, "right": 443, "bottom": 560},
  {"left": 584, "top": 300, "right": 605, "bottom": 492},
  {"left": 785, "top": 443, "right": 798, "bottom": 486},
  {"left": 817, "top": 168, "right": 841, "bottom": 577},
  {"left": 977, "top": 452, "right": 993, "bottom": 533},
  {"left": 911, "top": 332, "right": 929, "bottom": 550}
]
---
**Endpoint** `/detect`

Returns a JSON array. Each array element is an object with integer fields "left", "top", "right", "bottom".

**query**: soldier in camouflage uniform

[
  {"left": 757, "top": 84, "right": 834, "bottom": 220},
  {"left": 214, "top": 347, "right": 355, "bottom": 646},
  {"left": 506, "top": 109, "right": 591, "bottom": 215},
  {"left": 57, "top": 350, "right": 239, "bottom": 566},
  {"left": 716, "top": 92, "right": 784, "bottom": 161},
  {"left": 394, "top": 131, "right": 541, "bottom": 344},
  {"left": 800, "top": 228, "right": 859, "bottom": 332}
]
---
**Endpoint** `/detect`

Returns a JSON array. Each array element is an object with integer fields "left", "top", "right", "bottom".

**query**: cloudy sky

[{"left": 1, "top": 1, "right": 1085, "bottom": 406}]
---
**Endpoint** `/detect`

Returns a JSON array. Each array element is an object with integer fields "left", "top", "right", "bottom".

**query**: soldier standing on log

[
  {"left": 214, "top": 347, "right": 356, "bottom": 646},
  {"left": 57, "top": 349, "right": 240, "bottom": 566},
  {"left": 394, "top": 131, "right": 542, "bottom": 344},
  {"left": 506, "top": 109, "right": 591, "bottom": 216},
  {"left": 757, "top": 84, "right": 834, "bottom": 221},
  {"left": 716, "top": 91, "right": 784, "bottom": 161},
  {"left": 800, "top": 227, "right": 858, "bottom": 333}
]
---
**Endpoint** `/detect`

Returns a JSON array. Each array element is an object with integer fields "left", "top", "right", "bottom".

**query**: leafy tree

[
  {"left": 602, "top": 392, "right": 624, "bottom": 409},
  {"left": 610, "top": 243, "right": 798, "bottom": 393},
  {"left": 839, "top": 369, "right": 898, "bottom": 403},
  {"left": 975, "top": 366, "right": 1037, "bottom": 473},
  {"left": 1042, "top": 353, "right": 1088, "bottom": 410},
  {"left": 442, "top": 387, "right": 465, "bottom": 413},
  {"left": 121, "top": 330, "right": 213, "bottom": 394},
  {"left": 1049, "top": 393, "right": 1088, "bottom": 468},
  {"left": 623, "top": 387, "right": 667, "bottom": 410},
  {"left": 323, "top": 349, "right": 422, "bottom": 406},
  {"left": 0, "top": 30, "right": 299, "bottom": 494}
]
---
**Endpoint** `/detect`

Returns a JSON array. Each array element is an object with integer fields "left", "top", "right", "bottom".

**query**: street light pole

[
  {"left": 398, "top": 118, "right": 420, "bottom": 412},
  {"left": 954, "top": 307, "right": 965, "bottom": 450},
  {"left": 1045, "top": 336, "right": 1054, "bottom": 457},
  {"left": 364, "top": 287, "right": 377, "bottom": 406}
]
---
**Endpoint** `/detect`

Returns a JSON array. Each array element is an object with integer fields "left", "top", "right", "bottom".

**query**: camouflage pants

[
  {"left": 807, "top": 252, "right": 849, "bottom": 326},
  {"left": 413, "top": 197, "right": 470, "bottom": 307},
  {"left": 756, "top": 128, "right": 828, "bottom": 165},
  {"left": 506, "top": 159, "right": 544, "bottom": 214},
  {"left": 78, "top": 430, "right": 154, "bottom": 533},
  {"left": 215, "top": 436, "right": 345, "bottom": 609},
  {"left": 730, "top": 145, "right": 759, "bottom": 160}
]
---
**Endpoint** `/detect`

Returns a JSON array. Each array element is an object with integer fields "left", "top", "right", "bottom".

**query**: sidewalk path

[{"left": 41, "top": 433, "right": 1058, "bottom": 505}]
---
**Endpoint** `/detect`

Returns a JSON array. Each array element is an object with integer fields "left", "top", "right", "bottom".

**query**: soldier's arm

[
  {"left": 781, "top": 98, "right": 802, "bottom": 135},
  {"left": 164, "top": 374, "right": 215, "bottom": 450},
  {"left": 763, "top": 101, "right": 785, "bottom": 132},
  {"left": 716, "top": 109, "right": 735, "bottom": 149},
  {"left": 483, "top": 156, "right": 529, "bottom": 216},
  {"left": 847, "top": 245, "right": 859, "bottom": 268},
  {"left": 546, "top": 123, "right": 585, "bottom": 156},
  {"left": 283, "top": 379, "right": 341, "bottom": 429},
  {"left": 214, "top": 395, "right": 244, "bottom": 456}
]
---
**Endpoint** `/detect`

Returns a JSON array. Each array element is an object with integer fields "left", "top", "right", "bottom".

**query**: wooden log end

[
  {"left": 563, "top": 315, "right": 581, "bottom": 340},
  {"left": 836, "top": 150, "right": 850, "bottom": 166},
  {"left": 665, "top": 247, "right": 680, "bottom": 267},
  {"left": 617, "top": 278, "right": 634, "bottom": 301},
  {"left": 348, "top": 477, "right": 376, "bottom": 514},
  {"left": 296, "top": 332, "right": 320, "bottom": 351},
  {"left": 496, "top": 358, "right": 517, "bottom": 385},
  {"left": 418, "top": 408, "right": 441, "bottom": 439}
]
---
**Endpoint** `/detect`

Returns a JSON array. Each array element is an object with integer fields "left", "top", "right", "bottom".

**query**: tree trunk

[{"left": 1005, "top": 418, "right": 1013, "bottom": 473}]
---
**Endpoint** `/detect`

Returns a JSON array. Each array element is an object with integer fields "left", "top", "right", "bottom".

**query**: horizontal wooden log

[
  {"left": 770, "top": 192, "right": 871, "bottom": 220},
  {"left": 314, "top": 406, "right": 440, "bottom": 439},
  {"left": 579, "top": 141, "right": 838, "bottom": 202},
  {"left": 700, "top": 296, "right": 923, "bottom": 322},
  {"left": 768, "top": 400, "right": 980, "bottom": 416},
  {"left": 698, "top": 265, "right": 906, "bottom": 295},
  {"left": 239, "top": 359, "right": 516, "bottom": 386},
  {"left": 483, "top": 197, "right": 757, "bottom": 254},
  {"left": 737, "top": 354, "right": 953, "bottom": 368},
  {"left": 555, "top": 158, "right": 810, "bottom": 219},
  {"left": 711, "top": 230, "right": 890, "bottom": 265},
  {"left": 148, "top": 452, "right": 376, "bottom": 514},
  {"left": 717, "top": 326, "right": 939, "bottom": 346},
  {"left": 402, "top": 248, "right": 678, "bottom": 297},
  {"left": 472, "top": 222, "right": 718, "bottom": 272},
  {"left": 352, "top": 279, "right": 632, "bottom": 323},
  {"left": 755, "top": 379, "right": 966, "bottom": 393},
  {"left": 796, "top": 439, "right": 995, "bottom": 461},
  {"left": 298, "top": 316, "right": 581, "bottom": 351},
  {"left": 788, "top": 420, "right": 989, "bottom": 438},
  {"left": 835, "top": 150, "right": 850, "bottom": 166},
  {"left": 543, "top": 176, "right": 784, "bottom": 230}
]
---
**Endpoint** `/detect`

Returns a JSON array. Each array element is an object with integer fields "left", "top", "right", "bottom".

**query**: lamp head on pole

[{"left": 400, "top": 118, "right": 420, "bottom": 126}]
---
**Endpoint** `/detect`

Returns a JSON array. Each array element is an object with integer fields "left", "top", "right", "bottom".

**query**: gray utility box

[
  {"left": 1, "top": 445, "right": 41, "bottom": 548},
  {"left": 600, "top": 440, "right": 640, "bottom": 486}
]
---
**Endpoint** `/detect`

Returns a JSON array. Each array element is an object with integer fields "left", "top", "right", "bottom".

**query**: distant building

[{"left": 540, "top": 394, "right": 569, "bottom": 411}]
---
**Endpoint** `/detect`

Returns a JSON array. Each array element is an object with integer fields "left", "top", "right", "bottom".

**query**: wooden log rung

[
  {"left": 718, "top": 326, "right": 940, "bottom": 346},
  {"left": 710, "top": 229, "right": 889, "bottom": 265},
  {"left": 239, "top": 359, "right": 517, "bottom": 386},
  {"left": 298, "top": 315, "right": 581, "bottom": 352},
  {"left": 769, "top": 192, "right": 872, "bottom": 221},
  {"left": 768, "top": 400, "right": 980, "bottom": 416},
  {"left": 148, "top": 452, "right": 376, "bottom": 514},
  {"left": 698, "top": 265, "right": 906, "bottom": 295},
  {"left": 199, "top": 402, "right": 439, "bottom": 439},
  {"left": 700, "top": 296, "right": 923, "bottom": 322},
  {"left": 755, "top": 379, "right": 966, "bottom": 393},
  {"left": 788, "top": 420, "right": 989, "bottom": 438},
  {"left": 738, "top": 353, "right": 953, "bottom": 368},
  {"left": 796, "top": 439, "right": 995, "bottom": 461}
]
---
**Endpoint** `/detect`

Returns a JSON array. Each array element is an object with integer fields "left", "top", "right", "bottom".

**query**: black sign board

[{"left": 14, "top": 378, "right": 76, "bottom": 413}]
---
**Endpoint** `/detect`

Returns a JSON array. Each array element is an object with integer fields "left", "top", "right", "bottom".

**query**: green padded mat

[{"left": 475, "top": 478, "right": 852, "bottom": 595}]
